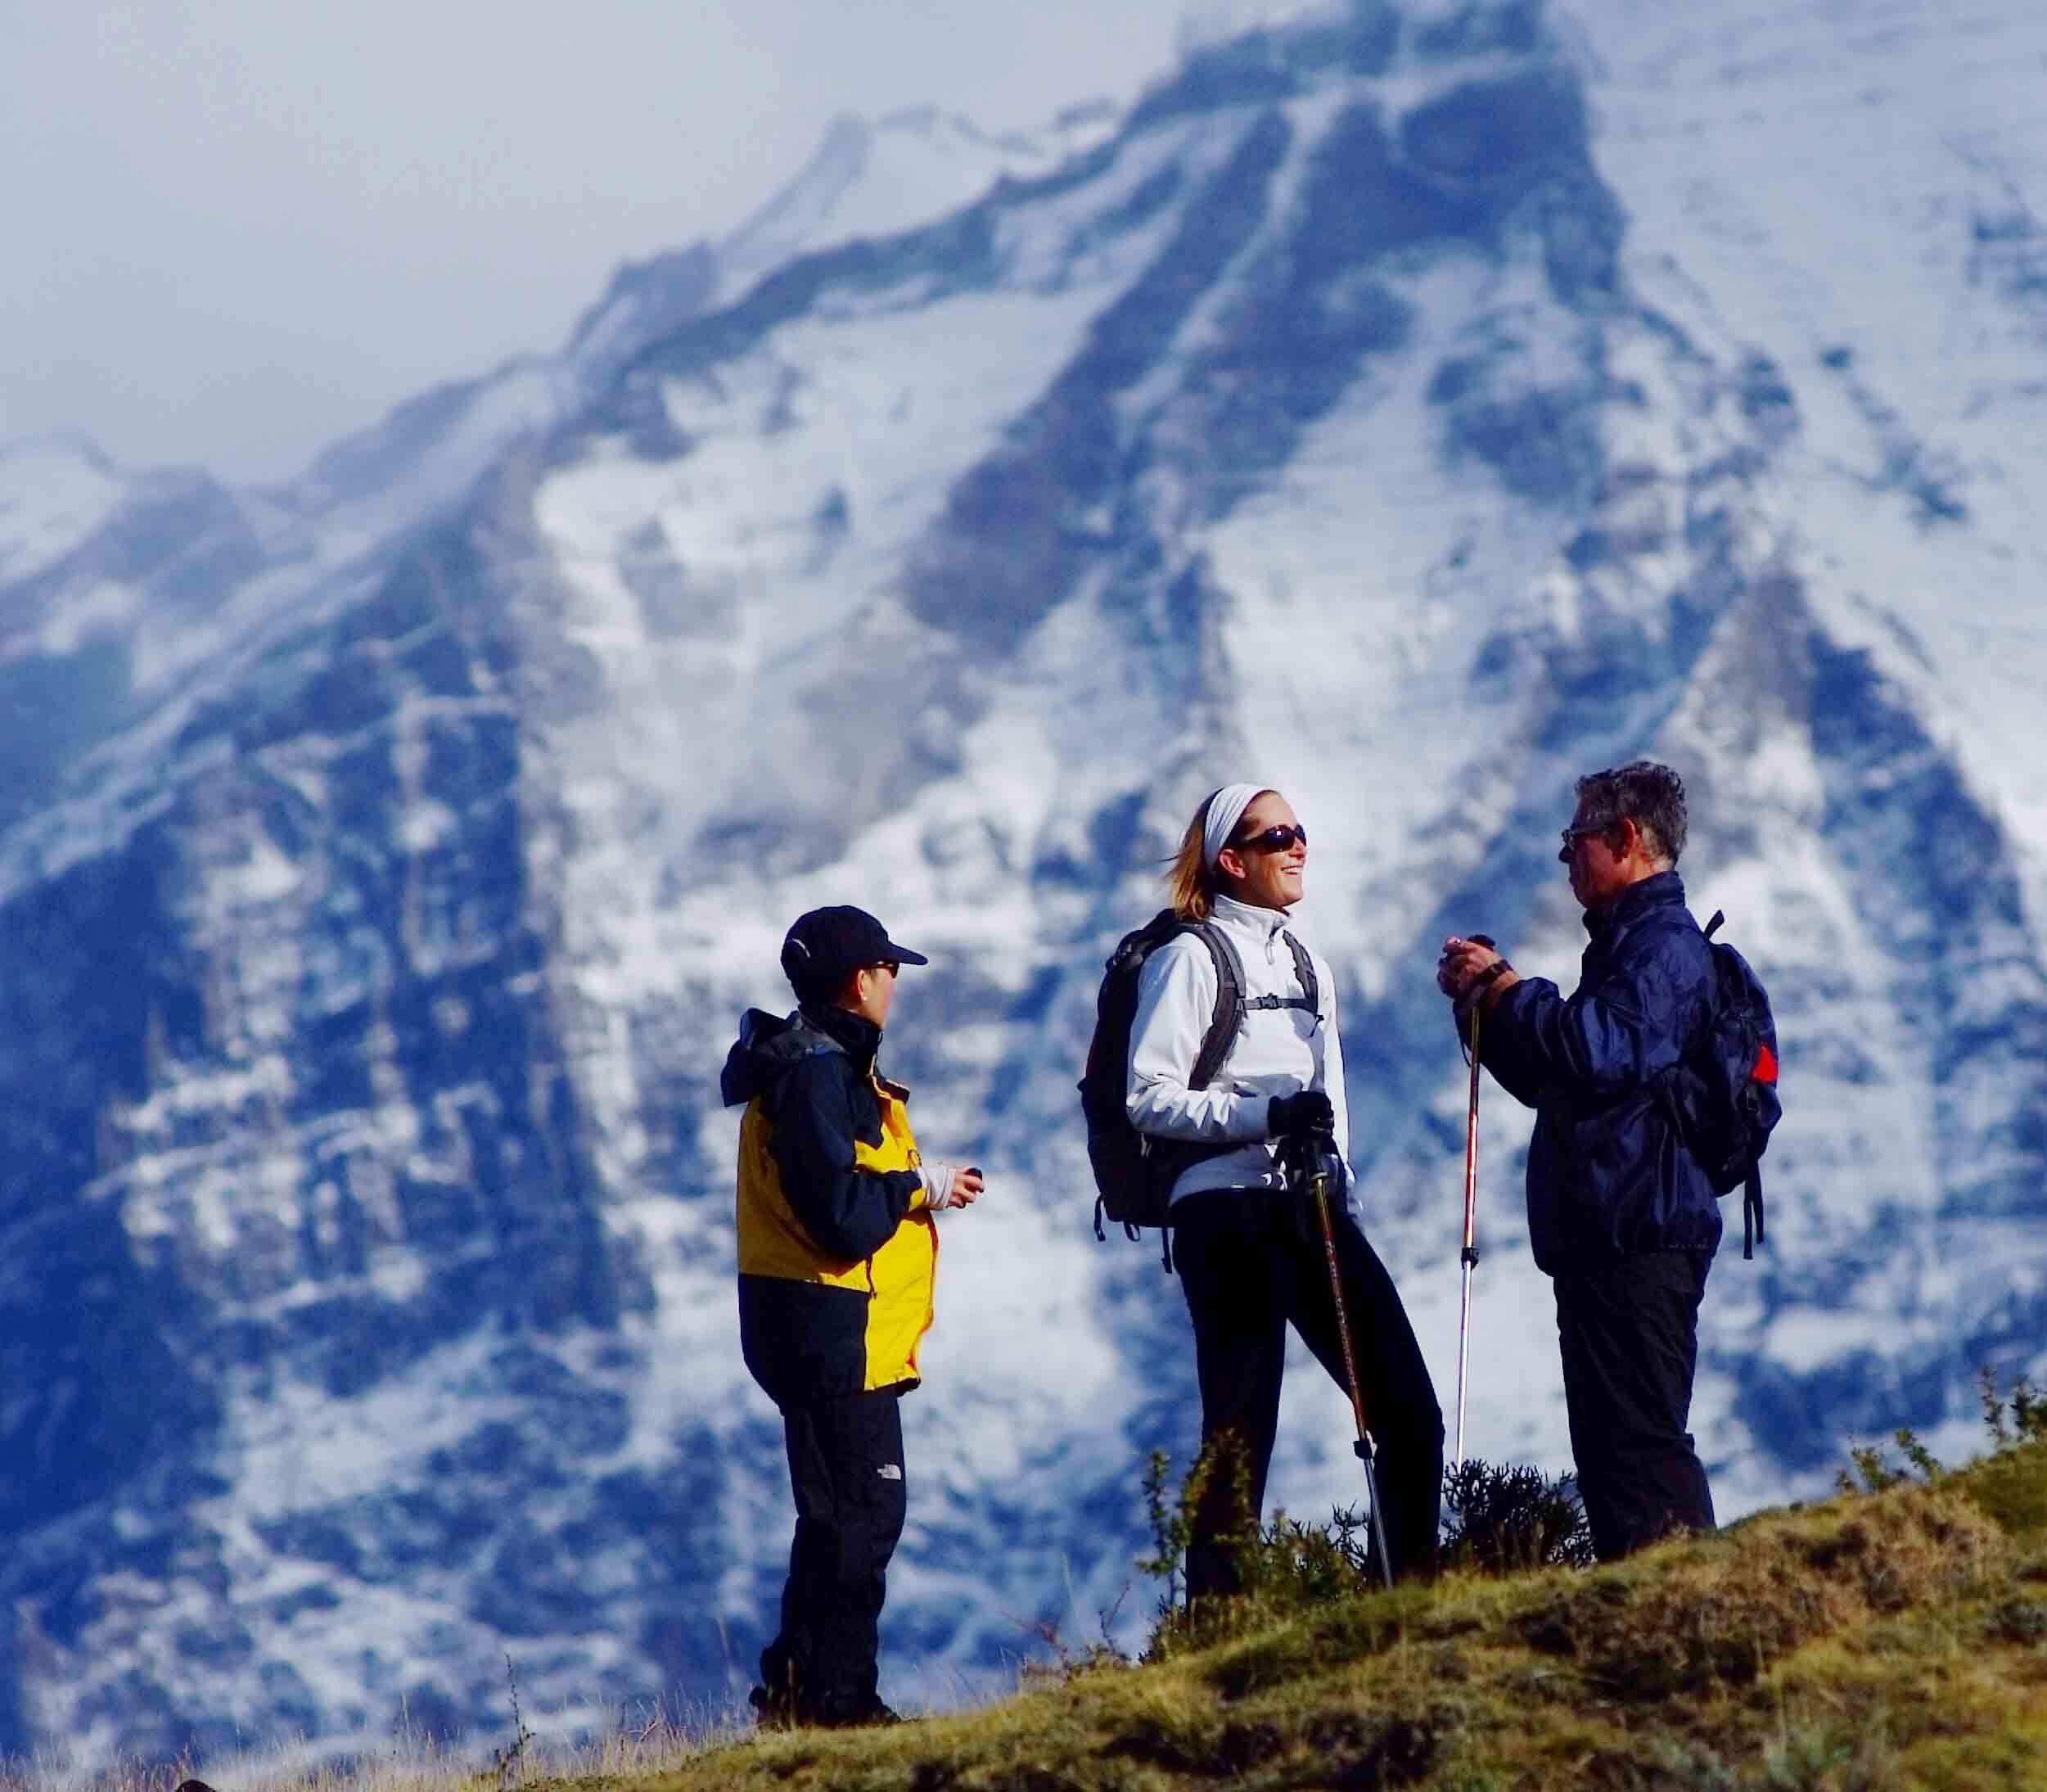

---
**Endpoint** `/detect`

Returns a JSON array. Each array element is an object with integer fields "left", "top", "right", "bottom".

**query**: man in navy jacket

[{"left": 1437, "top": 761, "right": 1720, "bottom": 1560}]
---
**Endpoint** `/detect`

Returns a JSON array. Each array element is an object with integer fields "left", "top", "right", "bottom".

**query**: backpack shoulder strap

[
  {"left": 1684, "top": 910, "right": 1731, "bottom": 1055},
  {"left": 1185, "top": 922, "right": 1246, "bottom": 1092},
  {"left": 1281, "top": 930, "right": 1319, "bottom": 1021}
]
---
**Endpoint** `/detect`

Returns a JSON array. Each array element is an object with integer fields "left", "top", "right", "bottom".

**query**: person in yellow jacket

[{"left": 723, "top": 905, "right": 985, "bottom": 1729}]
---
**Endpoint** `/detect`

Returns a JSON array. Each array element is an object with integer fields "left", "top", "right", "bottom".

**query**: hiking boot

[
  {"left": 747, "top": 1683, "right": 801, "bottom": 1731},
  {"left": 814, "top": 1695, "right": 904, "bottom": 1729},
  {"left": 750, "top": 1685, "right": 904, "bottom": 1730}
]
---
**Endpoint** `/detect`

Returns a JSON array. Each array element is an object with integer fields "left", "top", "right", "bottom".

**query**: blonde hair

[{"left": 1166, "top": 788, "right": 1275, "bottom": 919}]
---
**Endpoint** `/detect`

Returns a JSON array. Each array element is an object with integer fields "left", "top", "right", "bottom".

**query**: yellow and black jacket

[{"left": 722, "top": 1004, "right": 938, "bottom": 1405}]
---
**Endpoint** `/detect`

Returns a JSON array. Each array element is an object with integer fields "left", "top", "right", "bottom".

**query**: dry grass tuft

[{"left": 1517, "top": 1483, "right": 2009, "bottom": 1702}]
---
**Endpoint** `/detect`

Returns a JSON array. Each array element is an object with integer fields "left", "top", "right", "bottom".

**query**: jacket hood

[{"left": 719, "top": 1004, "right": 883, "bottom": 1107}]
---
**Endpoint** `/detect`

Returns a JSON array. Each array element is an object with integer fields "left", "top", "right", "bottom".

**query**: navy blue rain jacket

[{"left": 1477, "top": 872, "right": 1721, "bottom": 1274}]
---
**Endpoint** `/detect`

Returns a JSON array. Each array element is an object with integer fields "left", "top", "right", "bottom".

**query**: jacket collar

[
  {"left": 1209, "top": 892, "right": 1293, "bottom": 942},
  {"left": 1585, "top": 868, "right": 1687, "bottom": 937},
  {"left": 796, "top": 1000, "right": 884, "bottom": 1075}
]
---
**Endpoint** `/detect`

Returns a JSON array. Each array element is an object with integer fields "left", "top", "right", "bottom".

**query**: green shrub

[
  {"left": 1841, "top": 1369, "right": 2047, "bottom": 1499},
  {"left": 1837, "top": 1428, "right": 1943, "bottom": 1496},
  {"left": 1962, "top": 1442, "right": 2047, "bottom": 1539},
  {"left": 1442, "top": 1459, "right": 1594, "bottom": 1572},
  {"left": 1138, "top": 1445, "right": 1596, "bottom": 1664},
  {"left": 1979, "top": 1365, "right": 2047, "bottom": 1448}
]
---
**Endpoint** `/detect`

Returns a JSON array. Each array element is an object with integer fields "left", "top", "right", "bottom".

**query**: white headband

[{"left": 1202, "top": 783, "right": 1269, "bottom": 870}]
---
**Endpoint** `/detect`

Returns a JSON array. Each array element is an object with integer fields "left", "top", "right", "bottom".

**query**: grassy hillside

[{"left": 624, "top": 1434, "right": 2047, "bottom": 1790}]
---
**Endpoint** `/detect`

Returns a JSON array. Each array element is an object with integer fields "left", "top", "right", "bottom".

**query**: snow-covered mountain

[{"left": 3, "top": 0, "right": 2045, "bottom": 1761}]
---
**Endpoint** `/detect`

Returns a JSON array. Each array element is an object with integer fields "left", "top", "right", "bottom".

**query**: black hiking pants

[
  {"left": 1553, "top": 1251, "right": 1716, "bottom": 1561},
  {"left": 1172, "top": 1189, "right": 1444, "bottom": 1599},
  {"left": 758, "top": 1386, "right": 907, "bottom": 1722}
]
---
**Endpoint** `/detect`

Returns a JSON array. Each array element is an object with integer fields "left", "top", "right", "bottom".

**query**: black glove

[{"left": 1268, "top": 1090, "right": 1335, "bottom": 1140}]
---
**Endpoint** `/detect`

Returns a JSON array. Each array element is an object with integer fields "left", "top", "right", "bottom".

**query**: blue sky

[{"left": 1, "top": 0, "right": 1266, "bottom": 481}]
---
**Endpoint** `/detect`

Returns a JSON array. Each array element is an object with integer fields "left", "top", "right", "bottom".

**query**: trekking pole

[
  {"left": 1300, "top": 1119, "right": 1395, "bottom": 1589},
  {"left": 1452, "top": 933, "right": 1494, "bottom": 1475}
]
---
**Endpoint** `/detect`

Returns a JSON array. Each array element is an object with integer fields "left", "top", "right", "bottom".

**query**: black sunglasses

[
  {"left": 1559, "top": 822, "right": 1612, "bottom": 851},
  {"left": 1233, "top": 823, "right": 1308, "bottom": 855}
]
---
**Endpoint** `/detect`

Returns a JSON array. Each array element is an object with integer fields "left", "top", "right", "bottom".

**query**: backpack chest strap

[
  {"left": 1248, "top": 929, "right": 1322, "bottom": 1022},
  {"left": 1226, "top": 928, "right": 1322, "bottom": 1019}
]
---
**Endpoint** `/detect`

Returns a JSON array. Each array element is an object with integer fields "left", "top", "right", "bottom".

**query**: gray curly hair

[{"left": 1576, "top": 761, "right": 1687, "bottom": 865}]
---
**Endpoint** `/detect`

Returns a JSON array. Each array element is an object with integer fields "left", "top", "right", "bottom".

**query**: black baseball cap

[{"left": 780, "top": 905, "right": 930, "bottom": 991}]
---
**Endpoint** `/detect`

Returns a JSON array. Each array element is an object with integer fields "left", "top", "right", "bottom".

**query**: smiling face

[{"left": 1215, "top": 790, "right": 1307, "bottom": 912}]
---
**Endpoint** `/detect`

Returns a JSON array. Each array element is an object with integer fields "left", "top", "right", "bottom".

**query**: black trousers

[
  {"left": 1553, "top": 1252, "right": 1716, "bottom": 1561},
  {"left": 759, "top": 1387, "right": 907, "bottom": 1720},
  {"left": 1173, "top": 1189, "right": 1444, "bottom": 1597}
]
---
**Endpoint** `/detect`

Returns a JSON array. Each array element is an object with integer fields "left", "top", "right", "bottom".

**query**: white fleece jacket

[{"left": 1125, "top": 894, "right": 1355, "bottom": 1206}]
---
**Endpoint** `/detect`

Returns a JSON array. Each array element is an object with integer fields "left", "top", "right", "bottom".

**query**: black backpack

[
  {"left": 1077, "top": 908, "right": 1319, "bottom": 1263},
  {"left": 1664, "top": 910, "right": 1782, "bottom": 1258}
]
